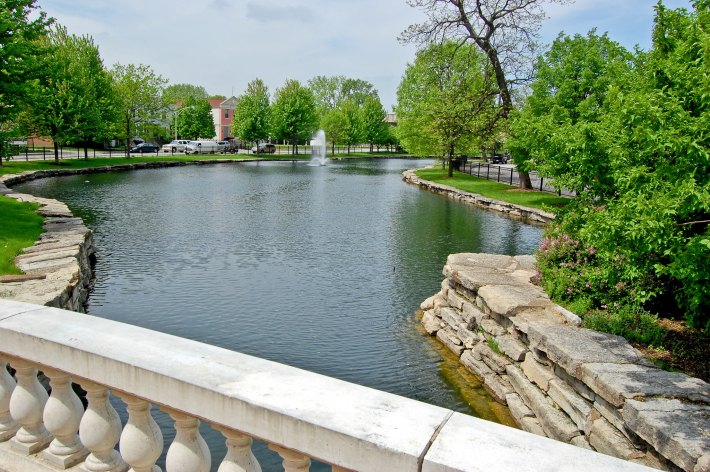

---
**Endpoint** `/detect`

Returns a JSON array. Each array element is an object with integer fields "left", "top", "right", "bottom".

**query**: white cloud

[{"left": 37, "top": 0, "right": 694, "bottom": 110}]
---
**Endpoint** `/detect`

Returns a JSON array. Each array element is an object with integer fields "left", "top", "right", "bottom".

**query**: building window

[
  {"left": 224, "top": 110, "right": 229, "bottom": 119},
  {"left": 222, "top": 126, "right": 230, "bottom": 139}
]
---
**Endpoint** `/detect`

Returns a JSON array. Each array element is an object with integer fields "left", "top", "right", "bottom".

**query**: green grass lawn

[
  {"left": 0, "top": 196, "right": 44, "bottom": 275},
  {"left": 415, "top": 167, "right": 570, "bottom": 212}
]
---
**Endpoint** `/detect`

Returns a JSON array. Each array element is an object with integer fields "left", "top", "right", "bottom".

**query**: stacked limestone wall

[
  {"left": 0, "top": 173, "right": 95, "bottom": 312},
  {"left": 421, "top": 253, "right": 709, "bottom": 472}
]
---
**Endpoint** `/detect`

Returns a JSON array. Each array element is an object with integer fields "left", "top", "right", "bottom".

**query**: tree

[
  {"left": 361, "top": 95, "right": 389, "bottom": 152},
  {"left": 26, "top": 26, "right": 117, "bottom": 163},
  {"left": 233, "top": 78, "right": 271, "bottom": 149},
  {"left": 401, "top": 0, "right": 573, "bottom": 186},
  {"left": 532, "top": 2, "right": 710, "bottom": 329},
  {"left": 163, "top": 83, "right": 209, "bottom": 105},
  {"left": 320, "top": 108, "right": 346, "bottom": 155},
  {"left": 111, "top": 63, "right": 167, "bottom": 156},
  {"left": 339, "top": 99, "right": 363, "bottom": 154},
  {"left": 0, "top": 0, "right": 52, "bottom": 164},
  {"left": 396, "top": 41, "right": 498, "bottom": 176},
  {"left": 308, "top": 75, "right": 346, "bottom": 113},
  {"left": 176, "top": 97, "right": 214, "bottom": 140},
  {"left": 508, "top": 31, "right": 635, "bottom": 196},
  {"left": 271, "top": 79, "right": 318, "bottom": 155}
]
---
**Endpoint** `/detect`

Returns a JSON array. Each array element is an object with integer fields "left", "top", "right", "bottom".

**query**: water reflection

[{"left": 15, "top": 158, "right": 543, "bottom": 471}]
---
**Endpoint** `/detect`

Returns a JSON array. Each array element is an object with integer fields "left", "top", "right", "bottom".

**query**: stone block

[
  {"left": 480, "top": 318, "right": 506, "bottom": 337},
  {"left": 456, "top": 327, "right": 480, "bottom": 349},
  {"left": 509, "top": 307, "right": 562, "bottom": 337},
  {"left": 623, "top": 398, "right": 710, "bottom": 472},
  {"left": 460, "top": 350, "right": 493, "bottom": 379},
  {"left": 588, "top": 417, "right": 644, "bottom": 461},
  {"left": 554, "top": 364, "right": 596, "bottom": 401},
  {"left": 506, "top": 365, "right": 580, "bottom": 442},
  {"left": 440, "top": 278, "right": 451, "bottom": 297},
  {"left": 446, "top": 290, "right": 467, "bottom": 311},
  {"left": 521, "top": 356, "right": 555, "bottom": 391},
  {"left": 519, "top": 416, "right": 547, "bottom": 437},
  {"left": 594, "top": 396, "right": 627, "bottom": 435},
  {"left": 512, "top": 255, "right": 537, "bottom": 271},
  {"left": 695, "top": 454, "right": 710, "bottom": 472},
  {"left": 474, "top": 342, "right": 510, "bottom": 374},
  {"left": 421, "top": 310, "right": 441, "bottom": 336},
  {"left": 433, "top": 293, "right": 448, "bottom": 309},
  {"left": 527, "top": 325, "right": 647, "bottom": 379},
  {"left": 420, "top": 295, "right": 436, "bottom": 311},
  {"left": 436, "top": 328, "right": 464, "bottom": 357},
  {"left": 496, "top": 334, "right": 527, "bottom": 361},
  {"left": 439, "top": 307, "right": 465, "bottom": 331},
  {"left": 505, "top": 393, "right": 534, "bottom": 423},
  {"left": 572, "top": 435, "right": 593, "bottom": 450},
  {"left": 484, "top": 374, "right": 514, "bottom": 404},
  {"left": 446, "top": 253, "right": 514, "bottom": 269},
  {"left": 580, "top": 362, "right": 710, "bottom": 408},
  {"left": 548, "top": 379, "right": 593, "bottom": 431},
  {"left": 478, "top": 284, "right": 548, "bottom": 318},
  {"left": 461, "top": 302, "right": 488, "bottom": 328}
]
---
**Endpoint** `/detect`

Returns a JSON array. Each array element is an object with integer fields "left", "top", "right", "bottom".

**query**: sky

[{"left": 39, "top": 0, "right": 694, "bottom": 111}]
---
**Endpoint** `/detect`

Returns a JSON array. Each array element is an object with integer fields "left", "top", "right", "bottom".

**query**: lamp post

[{"left": 173, "top": 106, "right": 194, "bottom": 140}]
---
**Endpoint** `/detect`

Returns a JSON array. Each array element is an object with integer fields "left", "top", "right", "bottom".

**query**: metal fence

[{"left": 457, "top": 160, "right": 576, "bottom": 197}]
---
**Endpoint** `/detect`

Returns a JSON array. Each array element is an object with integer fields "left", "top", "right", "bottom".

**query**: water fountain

[{"left": 309, "top": 129, "right": 327, "bottom": 166}]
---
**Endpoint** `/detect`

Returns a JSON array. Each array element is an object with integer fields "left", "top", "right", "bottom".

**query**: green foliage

[
  {"left": 24, "top": 25, "right": 118, "bottom": 161},
  {"left": 233, "top": 78, "right": 271, "bottom": 145},
  {"left": 361, "top": 95, "right": 390, "bottom": 149},
  {"left": 177, "top": 97, "right": 214, "bottom": 140},
  {"left": 271, "top": 79, "right": 318, "bottom": 148},
  {"left": 339, "top": 99, "right": 363, "bottom": 152},
  {"left": 582, "top": 308, "right": 666, "bottom": 347},
  {"left": 0, "top": 0, "right": 52, "bottom": 161},
  {"left": 396, "top": 41, "right": 499, "bottom": 168},
  {"left": 111, "top": 63, "right": 167, "bottom": 147},
  {"left": 519, "top": 3, "right": 709, "bottom": 329},
  {"left": 162, "top": 83, "right": 208, "bottom": 104},
  {"left": 0, "top": 195, "right": 43, "bottom": 275}
]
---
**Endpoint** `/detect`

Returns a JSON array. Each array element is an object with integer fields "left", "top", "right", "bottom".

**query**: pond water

[{"left": 15, "top": 158, "right": 544, "bottom": 470}]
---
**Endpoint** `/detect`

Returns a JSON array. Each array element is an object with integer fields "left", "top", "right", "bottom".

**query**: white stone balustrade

[{"left": 0, "top": 300, "right": 656, "bottom": 472}]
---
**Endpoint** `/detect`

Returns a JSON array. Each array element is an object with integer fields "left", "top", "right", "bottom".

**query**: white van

[{"left": 184, "top": 140, "right": 220, "bottom": 155}]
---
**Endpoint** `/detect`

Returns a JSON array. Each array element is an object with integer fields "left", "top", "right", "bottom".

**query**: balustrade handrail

[{"left": 0, "top": 300, "right": 653, "bottom": 471}]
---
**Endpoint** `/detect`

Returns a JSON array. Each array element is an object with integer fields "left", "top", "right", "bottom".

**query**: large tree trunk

[
  {"left": 84, "top": 144, "right": 89, "bottom": 160},
  {"left": 447, "top": 143, "right": 455, "bottom": 178},
  {"left": 126, "top": 115, "right": 131, "bottom": 159},
  {"left": 53, "top": 141, "right": 59, "bottom": 164}
]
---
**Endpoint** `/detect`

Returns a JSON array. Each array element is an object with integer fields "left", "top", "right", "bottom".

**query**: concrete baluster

[
  {"left": 79, "top": 380, "right": 127, "bottom": 472},
  {"left": 42, "top": 367, "right": 89, "bottom": 468},
  {"left": 268, "top": 444, "right": 311, "bottom": 472},
  {"left": 0, "top": 360, "right": 19, "bottom": 442},
  {"left": 118, "top": 394, "right": 163, "bottom": 472},
  {"left": 8, "top": 359, "right": 52, "bottom": 454},
  {"left": 165, "top": 410, "right": 210, "bottom": 472},
  {"left": 215, "top": 426, "right": 261, "bottom": 472}
]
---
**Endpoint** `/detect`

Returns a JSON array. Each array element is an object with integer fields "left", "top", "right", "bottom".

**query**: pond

[{"left": 15, "top": 158, "right": 544, "bottom": 469}]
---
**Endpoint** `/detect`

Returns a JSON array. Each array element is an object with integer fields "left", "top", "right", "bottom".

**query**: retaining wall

[
  {"left": 403, "top": 168, "right": 556, "bottom": 224},
  {"left": 420, "top": 253, "right": 709, "bottom": 472}
]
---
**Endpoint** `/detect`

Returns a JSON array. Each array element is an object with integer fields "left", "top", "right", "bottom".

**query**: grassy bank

[
  {"left": 0, "top": 154, "right": 302, "bottom": 176},
  {"left": 0, "top": 196, "right": 44, "bottom": 275},
  {"left": 415, "top": 167, "right": 570, "bottom": 212}
]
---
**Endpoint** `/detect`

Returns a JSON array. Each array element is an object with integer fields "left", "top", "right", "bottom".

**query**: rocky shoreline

[
  {"left": 420, "top": 253, "right": 709, "bottom": 471},
  {"left": 402, "top": 168, "right": 555, "bottom": 224}
]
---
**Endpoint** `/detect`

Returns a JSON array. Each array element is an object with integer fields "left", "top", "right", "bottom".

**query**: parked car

[
  {"left": 129, "top": 143, "right": 159, "bottom": 154},
  {"left": 491, "top": 154, "right": 509, "bottom": 164},
  {"left": 162, "top": 140, "right": 190, "bottom": 153},
  {"left": 251, "top": 143, "right": 276, "bottom": 154},
  {"left": 184, "top": 140, "right": 220, "bottom": 155}
]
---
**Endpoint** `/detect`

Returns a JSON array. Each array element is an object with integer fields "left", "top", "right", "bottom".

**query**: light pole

[{"left": 173, "top": 106, "right": 194, "bottom": 140}]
